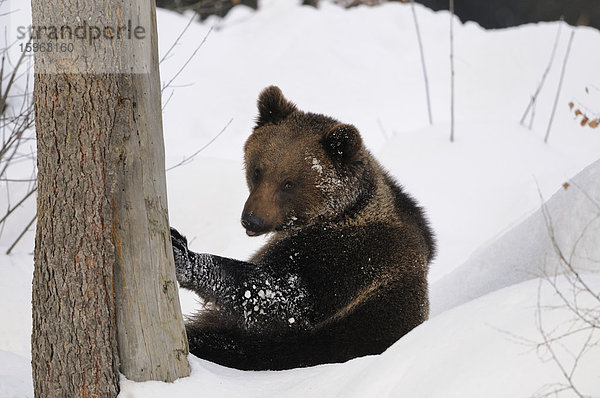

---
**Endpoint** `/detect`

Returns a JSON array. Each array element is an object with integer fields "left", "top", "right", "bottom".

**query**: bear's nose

[{"left": 241, "top": 213, "right": 264, "bottom": 234}]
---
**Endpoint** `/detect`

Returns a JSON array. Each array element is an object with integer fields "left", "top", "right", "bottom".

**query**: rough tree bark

[{"left": 31, "top": 1, "right": 190, "bottom": 397}]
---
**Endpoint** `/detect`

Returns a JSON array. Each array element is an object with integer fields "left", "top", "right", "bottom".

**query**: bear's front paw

[
  {"left": 170, "top": 227, "right": 189, "bottom": 252},
  {"left": 170, "top": 227, "right": 191, "bottom": 282}
]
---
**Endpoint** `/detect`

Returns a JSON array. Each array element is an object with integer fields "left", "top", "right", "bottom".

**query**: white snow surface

[
  {"left": 119, "top": 275, "right": 600, "bottom": 398},
  {"left": 431, "top": 159, "right": 600, "bottom": 315},
  {"left": 1, "top": 0, "right": 600, "bottom": 397}
]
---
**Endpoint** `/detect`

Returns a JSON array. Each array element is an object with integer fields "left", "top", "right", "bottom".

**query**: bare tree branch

[
  {"left": 410, "top": 0, "right": 432, "bottom": 125},
  {"left": 520, "top": 22, "right": 562, "bottom": 128},
  {"left": 6, "top": 214, "right": 35, "bottom": 255},
  {"left": 162, "top": 25, "right": 214, "bottom": 93},
  {"left": 0, "top": 31, "right": 36, "bottom": 253},
  {"left": 166, "top": 117, "right": 233, "bottom": 171},
  {"left": 545, "top": 29, "right": 575, "bottom": 144},
  {"left": 531, "top": 182, "right": 600, "bottom": 397},
  {"left": 160, "top": 13, "right": 198, "bottom": 65},
  {"left": 449, "top": 0, "right": 455, "bottom": 142},
  {"left": 0, "top": 185, "right": 36, "bottom": 226}
]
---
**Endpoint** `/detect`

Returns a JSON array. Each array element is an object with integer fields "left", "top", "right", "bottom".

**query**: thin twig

[
  {"left": 0, "top": 186, "right": 36, "bottom": 226},
  {"left": 535, "top": 279, "right": 589, "bottom": 398},
  {"left": 0, "top": 30, "right": 36, "bottom": 248},
  {"left": 0, "top": 55, "right": 5, "bottom": 111},
  {"left": 530, "top": 177, "right": 600, "bottom": 396},
  {"left": 536, "top": 184, "right": 599, "bottom": 303},
  {"left": 162, "top": 26, "right": 214, "bottom": 93},
  {"left": 160, "top": 13, "right": 197, "bottom": 64},
  {"left": 6, "top": 214, "right": 36, "bottom": 255},
  {"left": 528, "top": 97, "right": 536, "bottom": 130},
  {"left": 410, "top": 0, "right": 432, "bottom": 125},
  {"left": 166, "top": 118, "right": 233, "bottom": 171},
  {"left": 0, "top": 178, "right": 37, "bottom": 182},
  {"left": 520, "top": 22, "right": 562, "bottom": 127},
  {"left": 162, "top": 90, "right": 175, "bottom": 112},
  {"left": 0, "top": 37, "right": 31, "bottom": 113},
  {"left": 545, "top": 29, "right": 575, "bottom": 144},
  {"left": 449, "top": 0, "right": 455, "bottom": 142},
  {"left": 0, "top": 106, "right": 33, "bottom": 165},
  {"left": 376, "top": 118, "right": 388, "bottom": 140}
]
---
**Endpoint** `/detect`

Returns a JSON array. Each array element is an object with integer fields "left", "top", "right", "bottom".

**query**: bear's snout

[{"left": 241, "top": 213, "right": 265, "bottom": 236}]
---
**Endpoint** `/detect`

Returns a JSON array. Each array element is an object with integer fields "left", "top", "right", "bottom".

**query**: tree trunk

[{"left": 31, "top": 1, "right": 190, "bottom": 396}]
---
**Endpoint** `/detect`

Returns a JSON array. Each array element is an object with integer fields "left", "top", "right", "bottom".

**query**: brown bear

[{"left": 170, "top": 86, "right": 435, "bottom": 370}]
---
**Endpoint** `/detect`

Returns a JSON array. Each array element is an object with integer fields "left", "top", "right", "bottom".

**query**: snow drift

[{"left": 431, "top": 158, "right": 600, "bottom": 315}]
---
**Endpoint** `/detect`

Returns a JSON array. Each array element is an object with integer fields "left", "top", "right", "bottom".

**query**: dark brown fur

[{"left": 171, "top": 86, "right": 435, "bottom": 370}]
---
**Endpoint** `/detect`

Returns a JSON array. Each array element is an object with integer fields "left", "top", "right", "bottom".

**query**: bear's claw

[{"left": 170, "top": 227, "right": 190, "bottom": 279}]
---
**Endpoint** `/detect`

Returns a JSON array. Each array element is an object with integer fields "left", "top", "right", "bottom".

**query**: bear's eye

[
  {"left": 282, "top": 180, "right": 295, "bottom": 192},
  {"left": 252, "top": 168, "right": 261, "bottom": 182}
]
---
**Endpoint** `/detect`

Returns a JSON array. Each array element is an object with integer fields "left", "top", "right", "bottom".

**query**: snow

[
  {"left": 431, "top": 158, "right": 600, "bottom": 315},
  {"left": 310, "top": 157, "right": 323, "bottom": 174},
  {"left": 1, "top": 0, "right": 600, "bottom": 396},
  {"left": 118, "top": 275, "right": 600, "bottom": 398},
  {"left": 0, "top": 254, "right": 33, "bottom": 398}
]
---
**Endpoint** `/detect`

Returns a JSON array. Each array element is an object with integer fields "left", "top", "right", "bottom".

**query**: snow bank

[
  {"left": 431, "top": 158, "right": 600, "bottom": 315},
  {"left": 119, "top": 274, "right": 600, "bottom": 398}
]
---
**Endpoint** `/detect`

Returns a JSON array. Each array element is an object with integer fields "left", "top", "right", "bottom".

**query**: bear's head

[{"left": 241, "top": 86, "right": 373, "bottom": 237}]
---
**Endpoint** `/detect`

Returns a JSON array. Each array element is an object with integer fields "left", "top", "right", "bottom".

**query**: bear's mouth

[{"left": 245, "top": 229, "right": 259, "bottom": 237}]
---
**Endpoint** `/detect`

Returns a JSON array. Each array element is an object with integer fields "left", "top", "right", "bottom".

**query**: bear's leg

[
  {"left": 186, "top": 320, "right": 320, "bottom": 370},
  {"left": 170, "top": 227, "right": 256, "bottom": 295},
  {"left": 169, "top": 227, "right": 313, "bottom": 332},
  {"left": 185, "top": 324, "right": 260, "bottom": 369}
]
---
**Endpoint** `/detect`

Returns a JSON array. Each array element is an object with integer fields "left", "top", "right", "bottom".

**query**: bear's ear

[
  {"left": 322, "top": 124, "right": 363, "bottom": 163},
  {"left": 255, "top": 86, "right": 298, "bottom": 128}
]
